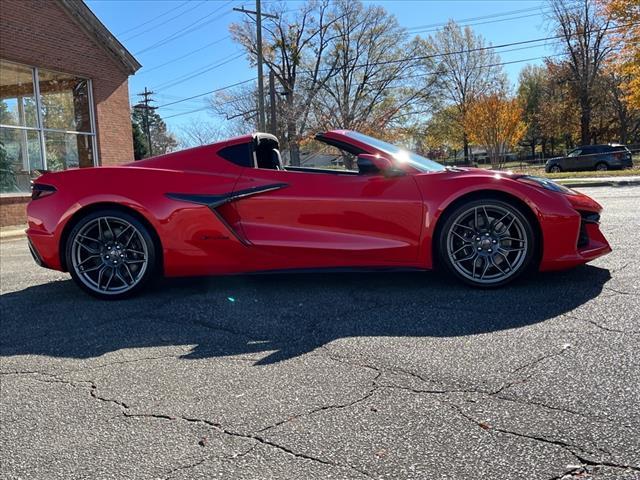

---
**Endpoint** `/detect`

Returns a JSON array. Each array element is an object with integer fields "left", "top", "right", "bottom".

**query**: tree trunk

[
  {"left": 463, "top": 133, "right": 470, "bottom": 165},
  {"left": 580, "top": 96, "right": 591, "bottom": 145}
]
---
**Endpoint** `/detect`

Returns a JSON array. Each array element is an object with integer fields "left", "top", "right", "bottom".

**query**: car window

[
  {"left": 218, "top": 143, "right": 253, "bottom": 168},
  {"left": 568, "top": 149, "right": 582, "bottom": 157},
  {"left": 291, "top": 139, "right": 358, "bottom": 172}
]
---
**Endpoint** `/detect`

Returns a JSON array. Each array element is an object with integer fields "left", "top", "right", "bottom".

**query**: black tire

[
  {"left": 65, "top": 209, "right": 157, "bottom": 299},
  {"left": 437, "top": 198, "right": 537, "bottom": 288},
  {"left": 549, "top": 165, "right": 561, "bottom": 173},
  {"left": 595, "top": 162, "right": 608, "bottom": 171}
]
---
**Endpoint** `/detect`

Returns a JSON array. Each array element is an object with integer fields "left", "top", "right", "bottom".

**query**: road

[{"left": 1, "top": 186, "right": 639, "bottom": 480}]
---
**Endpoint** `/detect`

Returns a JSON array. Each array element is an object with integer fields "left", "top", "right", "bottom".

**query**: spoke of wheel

[
  {"left": 457, "top": 251, "right": 477, "bottom": 262},
  {"left": 480, "top": 258, "right": 491, "bottom": 279},
  {"left": 122, "top": 263, "right": 136, "bottom": 284},
  {"left": 125, "top": 259, "right": 145, "bottom": 265},
  {"left": 482, "top": 206, "right": 491, "bottom": 229},
  {"left": 115, "top": 270, "right": 130, "bottom": 287},
  {"left": 96, "top": 265, "right": 107, "bottom": 288},
  {"left": 500, "top": 246, "right": 526, "bottom": 253},
  {"left": 103, "top": 268, "right": 115, "bottom": 290},
  {"left": 77, "top": 254, "right": 100, "bottom": 267},
  {"left": 82, "top": 264, "right": 103, "bottom": 273},
  {"left": 116, "top": 225, "right": 131, "bottom": 241},
  {"left": 124, "top": 229, "right": 137, "bottom": 248},
  {"left": 472, "top": 257, "right": 479, "bottom": 278},
  {"left": 126, "top": 248, "right": 145, "bottom": 256},
  {"left": 452, "top": 231, "right": 471, "bottom": 243},
  {"left": 474, "top": 208, "right": 479, "bottom": 230},
  {"left": 104, "top": 218, "right": 115, "bottom": 239},
  {"left": 77, "top": 233, "right": 100, "bottom": 244},
  {"left": 490, "top": 256, "right": 507, "bottom": 275},
  {"left": 454, "top": 223, "right": 475, "bottom": 232},
  {"left": 452, "top": 244, "right": 470, "bottom": 255},
  {"left": 75, "top": 239, "right": 99, "bottom": 255},
  {"left": 497, "top": 251, "right": 514, "bottom": 269},
  {"left": 97, "top": 219, "right": 103, "bottom": 241},
  {"left": 491, "top": 212, "right": 510, "bottom": 231},
  {"left": 500, "top": 237, "right": 526, "bottom": 244},
  {"left": 502, "top": 216, "right": 516, "bottom": 234}
]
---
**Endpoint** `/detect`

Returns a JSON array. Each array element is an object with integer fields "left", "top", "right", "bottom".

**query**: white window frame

[{"left": 0, "top": 60, "right": 99, "bottom": 172}]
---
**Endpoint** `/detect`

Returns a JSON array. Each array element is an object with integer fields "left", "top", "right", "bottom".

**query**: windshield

[{"left": 344, "top": 131, "right": 445, "bottom": 172}]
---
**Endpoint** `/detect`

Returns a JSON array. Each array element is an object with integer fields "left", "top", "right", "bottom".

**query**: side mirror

[{"left": 357, "top": 154, "right": 403, "bottom": 176}]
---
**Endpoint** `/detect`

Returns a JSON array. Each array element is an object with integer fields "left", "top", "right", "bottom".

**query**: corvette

[{"left": 26, "top": 130, "right": 611, "bottom": 299}]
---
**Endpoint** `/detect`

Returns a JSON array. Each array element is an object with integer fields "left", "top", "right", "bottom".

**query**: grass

[{"left": 523, "top": 168, "right": 640, "bottom": 179}]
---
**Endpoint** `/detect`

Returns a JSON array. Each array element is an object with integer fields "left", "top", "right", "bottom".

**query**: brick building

[{"left": 0, "top": 0, "right": 140, "bottom": 226}]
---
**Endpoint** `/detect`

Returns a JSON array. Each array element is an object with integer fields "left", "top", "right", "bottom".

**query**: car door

[
  {"left": 231, "top": 167, "right": 424, "bottom": 268},
  {"left": 564, "top": 148, "right": 582, "bottom": 171},
  {"left": 577, "top": 146, "right": 596, "bottom": 171}
]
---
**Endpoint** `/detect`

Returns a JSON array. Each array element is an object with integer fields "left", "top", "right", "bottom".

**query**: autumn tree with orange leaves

[
  {"left": 600, "top": 0, "right": 640, "bottom": 109},
  {"left": 464, "top": 93, "right": 526, "bottom": 169}
]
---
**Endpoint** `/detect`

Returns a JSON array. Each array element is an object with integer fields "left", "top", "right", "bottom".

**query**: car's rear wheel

[
  {"left": 66, "top": 210, "right": 157, "bottom": 299},
  {"left": 549, "top": 165, "right": 561, "bottom": 173},
  {"left": 438, "top": 198, "right": 536, "bottom": 287},
  {"left": 595, "top": 162, "right": 608, "bottom": 171}
]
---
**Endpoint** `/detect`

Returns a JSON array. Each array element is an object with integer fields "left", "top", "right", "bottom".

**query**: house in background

[{"left": 0, "top": 0, "right": 140, "bottom": 227}]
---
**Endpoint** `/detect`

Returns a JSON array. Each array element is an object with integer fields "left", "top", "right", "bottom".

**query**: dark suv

[{"left": 545, "top": 144, "right": 633, "bottom": 173}]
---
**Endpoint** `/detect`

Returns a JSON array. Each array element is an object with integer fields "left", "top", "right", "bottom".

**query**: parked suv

[{"left": 545, "top": 144, "right": 633, "bottom": 173}]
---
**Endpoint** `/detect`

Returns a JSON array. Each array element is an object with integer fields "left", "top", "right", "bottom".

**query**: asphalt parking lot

[{"left": 1, "top": 186, "right": 639, "bottom": 480}]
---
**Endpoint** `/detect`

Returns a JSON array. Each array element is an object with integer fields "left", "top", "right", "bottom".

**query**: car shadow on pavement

[{"left": 1, "top": 265, "right": 610, "bottom": 365}]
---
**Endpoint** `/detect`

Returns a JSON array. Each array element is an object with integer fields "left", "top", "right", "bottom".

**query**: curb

[
  {"left": 0, "top": 227, "right": 27, "bottom": 241},
  {"left": 556, "top": 179, "right": 640, "bottom": 188}
]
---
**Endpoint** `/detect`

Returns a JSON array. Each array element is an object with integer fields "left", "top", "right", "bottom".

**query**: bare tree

[
  {"left": 420, "top": 20, "right": 506, "bottom": 163},
  {"left": 311, "top": 1, "right": 429, "bottom": 167},
  {"left": 549, "top": 0, "right": 612, "bottom": 145},
  {"left": 178, "top": 119, "right": 226, "bottom": 148},
  {"left": 230, "top": 0, "right": 344, "bottom": 165}
]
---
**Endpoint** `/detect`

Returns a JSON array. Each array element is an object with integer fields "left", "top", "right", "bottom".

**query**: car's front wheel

[
  {"left": 437, "top": 198, "right": 536, "bottom": 287},
  {"left": 595, "top": 162, "right": 608, "bottom": 171},
  {"left": 66, "top": 209, "right": 157, "bottom": 299},
  {"left": 549, "top": 165, "right": 561, "bottom": 173}
]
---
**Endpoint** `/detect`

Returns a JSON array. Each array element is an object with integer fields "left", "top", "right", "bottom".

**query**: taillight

[{"left": 31, "top": 183, "right": 56, "bottom": 200}]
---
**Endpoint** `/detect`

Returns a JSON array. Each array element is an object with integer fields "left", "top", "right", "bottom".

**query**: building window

[{"left": 0, "top": 59, "right": 97, "bottom": 193}]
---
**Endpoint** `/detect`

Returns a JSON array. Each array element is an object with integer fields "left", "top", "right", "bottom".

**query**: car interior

[{"left": 252, "top": 133, "right": 376, "bottom": 176}]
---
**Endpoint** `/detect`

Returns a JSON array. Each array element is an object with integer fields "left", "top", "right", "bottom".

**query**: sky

[{"left": 85, "top": 0, "right": 557, "bottom": 134}]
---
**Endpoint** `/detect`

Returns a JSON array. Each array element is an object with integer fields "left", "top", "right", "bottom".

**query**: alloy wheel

[
  {"left": 445, "top": 205, "right": 529, "bottom": 285},
  {"left": 70, "top": 216, "right": 149, "bottom": 295}
]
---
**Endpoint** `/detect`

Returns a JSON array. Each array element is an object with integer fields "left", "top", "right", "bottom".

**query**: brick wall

[
  {"left": 0, "top": 196, "right": 29, "bottom": 227},
  {"left": 0, "top": 0, "right": 136, "bottom": 226}
]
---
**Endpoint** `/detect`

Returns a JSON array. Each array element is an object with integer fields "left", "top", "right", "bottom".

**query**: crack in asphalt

[
  {"left": 447, "top": 402, "right": 640, "bottom": 477},
  {"left": 161, "top": 444, "right": 258, "bottom": 480},
  {"left": 125, "top": 412, "right": 374, "bottom": 479},
  {"left": 491, "top": 344, "right": 573, "bottom": 396},
  {"left": 6, "top": 370, "right": 375, "bottom": 479}
]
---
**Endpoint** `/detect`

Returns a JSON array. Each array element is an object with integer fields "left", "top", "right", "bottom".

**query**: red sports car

[{"left": 26, "top": 130, "right": 611, "bottom": 299}]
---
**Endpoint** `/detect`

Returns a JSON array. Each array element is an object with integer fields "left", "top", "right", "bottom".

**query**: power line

[
  {"left": 151, "top": 22, "right": 634, "bottom": 113},
  {"left": 162, "top": 93, "right": 255, "bottom": 119},
  {"left": 135, "top": 36, "right": 231, "bottom": 76},
  {"left": 405, "top": 6, "right": 545, "bottom": 31},
  {"left": 152, "top": 52, "right": 245, "bottom": 91},
  {"left": 160, "top": 52, "right": 561, "bottom": 120},
  {"left": 134, "top": 4, "right": 547, "bottom": 88},
  {"left": 122, "top": 1, "right": 208, "bottom": 41},
  {"left": 116, "top": 1, "right": 191, "bottom": 36},
  {"left": 134, "top": 0, "right": 237, "bottom": 55},
  {"left": 156, "top": 78, "right": 256, "bottom": 108}
]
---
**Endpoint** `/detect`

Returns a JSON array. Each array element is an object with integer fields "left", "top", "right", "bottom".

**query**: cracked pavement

[{"left": 1, "top": 186, "right": 639, "bottom": 479}]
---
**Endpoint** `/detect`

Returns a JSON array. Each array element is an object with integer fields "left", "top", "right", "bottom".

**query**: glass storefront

[{"left": 0, "top": 59, "right": 97, "bottom": 193}]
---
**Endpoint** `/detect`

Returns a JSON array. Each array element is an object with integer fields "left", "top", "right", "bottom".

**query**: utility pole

[
  {"left": 233, "top": 2, "right": 278, "bottom": 133},
  {"left": 269, "top": 69, "right": 277, "bottom": 135},
  {"left": 134, "top": 87, "right": 156, "bottom": 157}
]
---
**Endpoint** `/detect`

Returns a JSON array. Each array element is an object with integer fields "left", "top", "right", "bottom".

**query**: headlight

[{"left": 517, "top": 175, "right": 576, "bottom": 194}]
